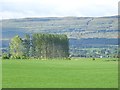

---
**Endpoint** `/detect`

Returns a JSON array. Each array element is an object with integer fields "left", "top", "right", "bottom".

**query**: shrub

[{"left": 2, "top": 53, "right": 10, "bottom": 59}]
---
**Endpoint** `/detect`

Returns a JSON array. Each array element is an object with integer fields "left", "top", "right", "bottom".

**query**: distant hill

[
  {"left": 1, "top": 16, "right": 118, "bottom": 39},
  {"left": 1, "top": 16, "right": 119, "bottom": 57}
]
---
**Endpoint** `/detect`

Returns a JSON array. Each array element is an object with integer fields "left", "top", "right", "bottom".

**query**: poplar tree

[
  {"left": 9, "top": 34, "right": 69, "bottom": 59},
  {"left": 23, "top": 34, "right": 30, "bottom": 58},
  {"left": 9, "top": 35, "right": 24, "bottom": 59}
]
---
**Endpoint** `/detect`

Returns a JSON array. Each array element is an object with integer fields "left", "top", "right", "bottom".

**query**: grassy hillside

[{"left": 2, "top": 58, "right": 118, "bottom": 88}]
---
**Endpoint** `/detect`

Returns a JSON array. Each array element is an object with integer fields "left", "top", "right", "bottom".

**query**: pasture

[{"left": 2, "top": 58, "right": 118, "bottom": 88}]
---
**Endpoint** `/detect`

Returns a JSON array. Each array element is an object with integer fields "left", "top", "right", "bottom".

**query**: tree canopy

[{"left": 9, "top": 34, "right": 69, "bottom": 59}]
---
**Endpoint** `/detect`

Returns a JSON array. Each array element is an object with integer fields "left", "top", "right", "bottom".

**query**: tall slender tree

[
  {"left": 9, "top": 35, "right": 24, "bottom": 59},
  {"left": 23, "top": 34, "right": 30, "bottom": 58},
  {"left": 9, "top": 33, "right": 69, "bottom": 59}
]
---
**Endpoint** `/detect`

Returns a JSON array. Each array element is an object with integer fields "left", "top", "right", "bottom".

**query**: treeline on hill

[{"left": 2, "top": 34, "right": 69, "bottom": 59}]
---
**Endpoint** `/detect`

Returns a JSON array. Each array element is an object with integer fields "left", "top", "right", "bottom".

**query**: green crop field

[{"left": 2, "top": 58, "right": 118, "bottom": 88}]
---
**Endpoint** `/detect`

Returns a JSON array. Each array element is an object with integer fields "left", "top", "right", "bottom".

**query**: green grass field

[{"left": 2, "top": 58, "right": 118, "bottom": 88}]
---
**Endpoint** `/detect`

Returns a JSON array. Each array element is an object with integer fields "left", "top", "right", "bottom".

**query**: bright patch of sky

[{"left": 0, "top": 0, "right": 119, "bottom": 19}]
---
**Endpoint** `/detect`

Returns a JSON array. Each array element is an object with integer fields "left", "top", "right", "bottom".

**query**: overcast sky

[{"left": 0, "top": 0, "right": 119, "bottom": 19}]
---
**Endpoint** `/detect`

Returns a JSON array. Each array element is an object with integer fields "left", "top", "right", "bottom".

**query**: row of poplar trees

[{"left": 9, "top": 33, "right": 69, "bottom": 59}]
